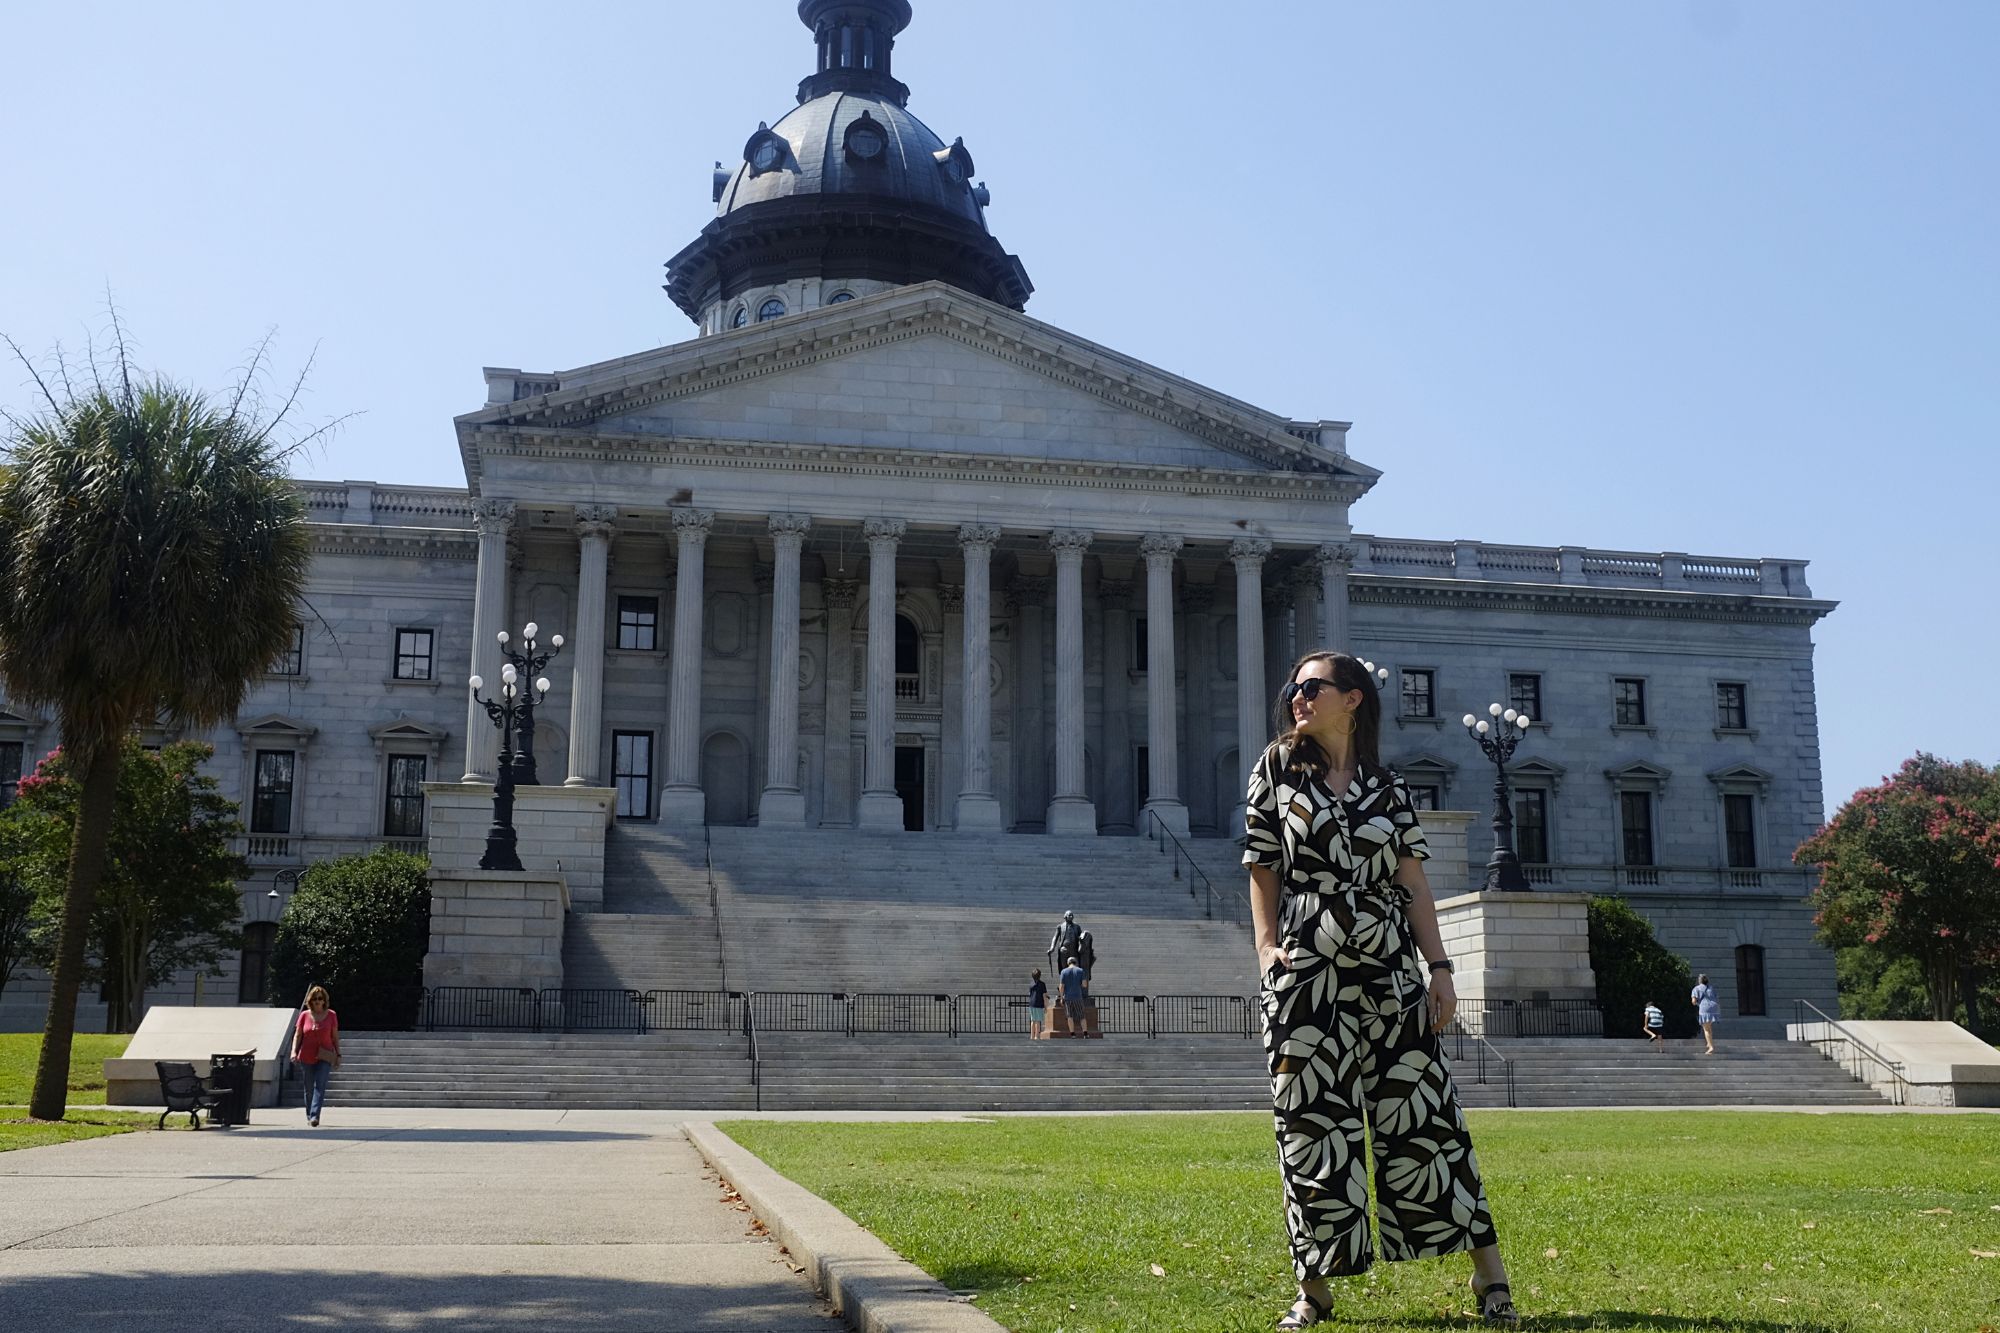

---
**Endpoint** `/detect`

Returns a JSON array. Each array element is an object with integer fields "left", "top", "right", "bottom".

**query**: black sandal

[
  {"left": 1471, "top": 1277, "right": 1519, "bottom": 1325},
  {"left": 1276, "top": 1290, "right": 1331, "bottom": 1329}
]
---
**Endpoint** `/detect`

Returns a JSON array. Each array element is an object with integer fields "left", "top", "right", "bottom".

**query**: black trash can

[{"left": 208, "top": 1051, "right": 255, "bottom": 1127}]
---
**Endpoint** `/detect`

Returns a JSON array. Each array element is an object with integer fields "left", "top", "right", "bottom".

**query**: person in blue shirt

[
  {"left": 1691, "top": 975, "right": 1721, "bottom": 1054},
  {"left": 1643, "top": 1001, "right": 1664, "bottom": 1045},
  {"left": 1059, "top": 956, "right": 1088, "bottom": 1037},
  {"left": 1028, "top": 969, "right": 1049, "bottom": 1041}
]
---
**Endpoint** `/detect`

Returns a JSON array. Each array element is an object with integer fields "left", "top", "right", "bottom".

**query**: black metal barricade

[
  {"left": 645, "top": 989, "right": 744, "bottom": 1032},
  {"left": 1454, "top": 997, "right": 1603, "bottom": 1038},
  {"left": 549, "top": 987, "right": 649, "bottom": 1033},
  {"left": 425, "top": 986, "right": 548, "bottom": 1032},
  {"left": 1152, "top": 993, "right": 1255, "bottom": 1037},
  {"left": 954, "top": 993, "right": 1029, "bottom": 1035},
  {"left": 850, "top": 992, "right": 954, "bottom": 1035},
  {"left": 1084, "top": 993, "right": 1150, "bottom": 1035},
  {"left": 750, "top": 991, "right": 853, "bottom": 1034}
]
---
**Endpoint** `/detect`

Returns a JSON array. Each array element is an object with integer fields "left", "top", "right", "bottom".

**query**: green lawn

[
  {"left": 0, "top": 1108, "right": 165, "bottom": 1152},
  {"left": 720, "top": 1112, "right": 2000, "bottom": 1333},
  {"left": 0, "top": 1031, "right": 130, "bottom": 1106}
]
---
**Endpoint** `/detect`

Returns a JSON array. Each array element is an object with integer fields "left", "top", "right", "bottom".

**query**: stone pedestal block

[
  {"left": 1419, "top": 809, "right": 1474, "bottom": 896},
  {"left": 1045, "top": 796, "right": 1098, "bottom": 836},
  {"left": 422, "top": 782, "right": 614, "bottom": 910},
  {"left": 1434, "top": 889, "right": 1596, "bottom": 1004},
  {"left": 424, "top": 869, "right": 569, "bottom": 992}
]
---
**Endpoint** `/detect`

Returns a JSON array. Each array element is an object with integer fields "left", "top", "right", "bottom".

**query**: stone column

[
  {"left": 953, "top": 524, "right": 1004, "bottom": 831},
  {"left": 1139, "top": 533, "right": 1189, "bottom": 836},
  {"left": 1317, "top": 542, "right": 1356, "bottom": 653},
  {"left": 658, "top": 508, "right": 713, "bottom": 826},
  {"left": 856, "top": 517, "right": 907, "bottom": 831},
  {"left": 461, "top": 499, "right": 516, "bottom": 782},
  {"left": 758, "top": 514, "right": 812, "bottom": 828},
  {"left": 1231, "top": 538, "right": 1272, "bottom": 831},
  {"left": 820, "top": 578, "right": 858, "bottom": 826},
  {"left": 563, "top": 505, "right": 616, "bottom": 787},
  {"left": 1045, "top": 530, "right": 1096, "bottom": 834},
  {"left": 1288, "top": 564, "right": 1322, "bottom": 650},
  {"left": 1099, "top": 578, "right": 1134, "bottom": 832},
  {"left": 1182, "top": 581, "right": 1217, "bottom": 833},
  {"left": 1009, "top": 574, "right": 1051, "bottom": 828}
]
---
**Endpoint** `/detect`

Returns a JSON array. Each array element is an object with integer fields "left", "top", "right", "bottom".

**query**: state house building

[{"left": 0, "top": 0, "right": 1837, "bottom": 1033}]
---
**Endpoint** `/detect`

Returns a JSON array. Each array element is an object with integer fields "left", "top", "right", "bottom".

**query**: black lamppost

[
  {"left": 496, "top": 622, "right": 563, "bottom": 786},
  {"left": 469, "top": 622, "right": 560, "bottom": 873},
  {"left": 1461, "top": 701, "right": 1533, "bottom": 893}
]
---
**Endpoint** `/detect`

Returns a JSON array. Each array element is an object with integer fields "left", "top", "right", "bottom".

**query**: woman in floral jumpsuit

[{"left": 1245, "top": 651, "right": 1518, "bottom": 1328}]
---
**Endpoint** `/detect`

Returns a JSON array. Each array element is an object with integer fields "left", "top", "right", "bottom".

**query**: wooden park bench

[{"left": 154, "top": 1060, "right": 226, "bottom": 1130}]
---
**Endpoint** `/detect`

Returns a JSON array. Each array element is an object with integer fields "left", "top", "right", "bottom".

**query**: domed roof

[
  {"left": 663, "top": 0, "right": 1031, "bottom": 323},
  {"left": 714, "top": 93, "right": 986, "bottom": 231}
]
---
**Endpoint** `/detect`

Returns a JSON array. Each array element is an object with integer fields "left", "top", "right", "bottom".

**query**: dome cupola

[{"left": 664, "top": 0, "right": 1032, "bottom": 332}]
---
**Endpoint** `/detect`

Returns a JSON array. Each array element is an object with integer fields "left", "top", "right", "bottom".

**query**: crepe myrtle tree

[
  {"left": 1798, "top": 753, "right": 2000, "bottom": 1030},
  {"left": 0, "top": 320, "right": 325, "bottom": 1119}
]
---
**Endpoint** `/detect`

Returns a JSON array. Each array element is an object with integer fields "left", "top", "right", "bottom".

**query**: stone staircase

[
  {"left": 322, "top": 1033, "right": 1884, "bottom": 1111},
  {"left": 560, "top": 829, "right": 727, "bottom": 991}
]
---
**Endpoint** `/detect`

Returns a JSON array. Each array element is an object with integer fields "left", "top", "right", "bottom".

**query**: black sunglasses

[{"left": 1281, "top": 677, "right": 1340, "bottom": 706}]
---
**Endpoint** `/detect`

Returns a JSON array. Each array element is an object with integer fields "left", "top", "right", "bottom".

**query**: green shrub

[
  {"left": 270, "top": 847, "right": 429, "bottom": 1030},
  {"left": 1588, "top": 895, "right": 1697, "bottom": 1039}
]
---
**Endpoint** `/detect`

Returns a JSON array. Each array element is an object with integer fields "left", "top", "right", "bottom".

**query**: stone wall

[
  {"left": 424, "top": 869, "right": 568, "bottom": 991},
  {"left": 423, "top": 782, "right": 614, "bottom": 911}
]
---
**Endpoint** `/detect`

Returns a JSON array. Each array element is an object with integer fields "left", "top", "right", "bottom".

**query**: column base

[
  {"left": 1141, "top": 799, "right": 1190, "bottom": 839},
  {"left": 1044, "top": 797, "right": 1099, "bottom": 836},
  {"left": 757, "top": 787, "right": 808, "bottom": 829},
  {"left": 656, "top": 785, "right": 707, "bottom": 828},
  {"left": 856, "top": 790, "right": 907, "bottom": 831},
  {"left": 954, "top": 793, "right": 1005, "bottom": 832}
]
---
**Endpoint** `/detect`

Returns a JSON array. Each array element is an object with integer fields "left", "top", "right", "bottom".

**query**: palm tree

[{"left": 0, "top": 333, "right": 312, "bottom": 1120}]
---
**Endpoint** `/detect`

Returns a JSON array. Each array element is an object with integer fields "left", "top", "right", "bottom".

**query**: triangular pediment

[
  {"left": 369, "top": 716, "right": 450, "bottom": 745},
  {"left": 459, "top": 284, "right": 1379, "bottom": 485},
  {"left": 235, "top": 712, "right": 317, "bottom": 741},
  {"left": 1605, "top": 759, "right": 1672, "bottom": 788},
  {"left": 1707, "top": 762, "right": 1774, "bottom": 791}
]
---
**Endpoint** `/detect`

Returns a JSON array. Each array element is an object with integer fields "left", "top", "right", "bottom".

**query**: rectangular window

[
  {"left": 1724, "top": 792, "right": 1757, "bottom": 868},
  {"left": 1619, "top": 790, "right": 1654, "bottom": 866},
  {"left": 1716, "top": 682, "right": 1748, "bottom": 731},
  {"left": 613, "top": 731, "right": 653, "bottom": 820},
  {"left": 1614, "top": 677, "right": 1647, "bottom": 727},
  {"left": 393, "top": 628, "right": 435, "bottom": 681},
  {"left": 1135, "top": 745, "right": 1150, "bottom": 810},
  {"left": 1400, "top": 669, "right": 1435, "bottom": 719},
  {"left": 1508, "top": 673, "right": 1542, "bottom": 722},
  {"left": 0, "top": 741, "right": 22, "bottom": 809},
  {"left": 251, "top": 750, "right": 296, "bottom": 834},
  {"left": 384, "top": 755, "right": 428, "bottom": 838},
  {"left": 1515, "top": 788, "right": 1549, "bottom": 863},
  {"left": 1133, "top": 617, "right": 1149, "bottom": 672},
  {"left": 1408, "top": 784, "right": 1441, "bottom": 812},
  {"left": 238, "top": 922, "right": 277, "bottom": 1005},
  {"left": 616, "top": 596, "right": 659, "bottom": 651},
  {"left": 271, "top": 624, "right": 305, "bottom": 676},
  {"left": 1735, "top": 944, "right": 1767, "bottom": 1016}
]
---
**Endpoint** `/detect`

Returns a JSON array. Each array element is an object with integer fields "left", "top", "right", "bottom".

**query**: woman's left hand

[{"left": 1425, "top": 968, "right": 1457, "bottom": 1032}]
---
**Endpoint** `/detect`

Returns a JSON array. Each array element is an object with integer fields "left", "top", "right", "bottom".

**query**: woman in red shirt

[{"left": 290, "top": 985, "right": 340, "bottom": 1127}]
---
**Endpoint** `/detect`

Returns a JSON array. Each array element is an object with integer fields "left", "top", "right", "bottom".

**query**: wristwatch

[{"left": 1427, "top": 958, "right": 1454, "bottom": 974}]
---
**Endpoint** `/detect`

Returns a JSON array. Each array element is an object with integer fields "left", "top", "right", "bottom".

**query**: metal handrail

[
  {"left": 1792, "top": 999, "right": 1913, "bottom": 1105},
  {"left": 744, "top": 990, "right": 762, "bottom": 1112},
  {"left": 1471, "top": 1031, "right": 1517, "bottom": 1109},
  {"left": 1144, "top": 809, "right": 1239, "bottom": 923},
  {"left": 703, "top": 822, "right": 733, "bottom": 996}
]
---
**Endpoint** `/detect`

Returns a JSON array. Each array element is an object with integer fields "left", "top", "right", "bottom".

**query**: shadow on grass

[
  {"left": 0, "top": 1270, "right": 837, "bottom": 1333},
  {"left": 235, "top": 1126, "right": 658, "bottom": 1145},
  {"left": 1352, "top": 1316, "right": 1835, "bottom": 1332}
]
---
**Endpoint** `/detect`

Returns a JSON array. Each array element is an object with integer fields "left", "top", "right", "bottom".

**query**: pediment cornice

[
  {"left": 455, "top": 284, "right": 1378, "bottom": 491},
  {"left": 467, "top": 427, "right": 1370, "bottom": 504},
  {"left": 309, "top": 526, "right": 478, "bottom": 561}
]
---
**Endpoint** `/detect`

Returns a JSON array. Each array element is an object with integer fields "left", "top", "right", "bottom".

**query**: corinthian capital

[
  {"left": 863, "top": 517, "right": 907, "bottom": 547},
  {"left": 575, "top": 503, "right": 618, "bottom": 542},
  {"left": 767, "top": 512, "right": 813, "bottom": 541},
  {"left": 670, "top": 507, "right": 715, "bottom": 546},
  {"left": 474, "top": 498, "right": 517, "bottom": 536},
  {"left": 957, "top": 523, "right": 1002, "bottom": 551},
  {"left": 1047, "top": 529, "right": 1094, "bottom": 559},
  {"left": 1138, "top": 532, "right": 1183, "bottom": 565},
  {"left": 1229, "top": 537, "right": 1272, "bottom": 569},
  {"left": 1313, "top": 542, "right": 1357, "bottom": 573}
]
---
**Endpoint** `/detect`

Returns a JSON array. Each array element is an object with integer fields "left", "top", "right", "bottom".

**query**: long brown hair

[{"left": 1270, "top": 651, "right": 1383, "bottom": 778}]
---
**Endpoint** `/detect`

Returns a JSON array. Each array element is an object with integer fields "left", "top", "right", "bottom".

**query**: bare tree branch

[{"left": 1, "top": 332, "right": 65, "bottom": 417}]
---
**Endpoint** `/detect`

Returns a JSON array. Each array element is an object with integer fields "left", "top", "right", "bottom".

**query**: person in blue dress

[{"left": 1691, "top": 974, "right": 1720, "bottom": 1054}]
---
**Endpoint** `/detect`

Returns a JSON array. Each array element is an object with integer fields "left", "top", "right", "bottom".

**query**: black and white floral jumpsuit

[{"left": 1244, "top": 745, "right": 1498, "bottom": 1282}]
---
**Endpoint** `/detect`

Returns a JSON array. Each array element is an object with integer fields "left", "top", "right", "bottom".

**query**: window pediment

[
  {"left": 235, "top": 713, "right": 317, "bottom": 745},
  {"left": 1605, "top": 759, "right": 1671, "bottom": 790},
  {"left": 1707, "top": 762, "right": 1773, "bottom": 793},
  {"left": 1509, "top": 757, "right": 1567, "bottom": 792}
]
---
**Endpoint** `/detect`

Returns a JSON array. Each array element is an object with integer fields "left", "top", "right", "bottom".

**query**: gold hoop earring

[{"left": 1328, "top": 711, "right": 1357, "bottom": 738}]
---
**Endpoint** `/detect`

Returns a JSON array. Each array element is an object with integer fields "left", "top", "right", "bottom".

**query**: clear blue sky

[{"left": 3, "top": 2, "right": 1994, "bottom": 817}]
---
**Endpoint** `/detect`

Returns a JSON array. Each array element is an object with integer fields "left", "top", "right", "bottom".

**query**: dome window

[
  {"left": 731, "top": 306, "right": 749, "bottom": 329},
  {"left": 826, "top": 290, "right": 855, "bottom": 304},
  {"left": 844, "top": 111, "right": 887, "bottom": 165},
  {"left": 933, "top": 136, "right": 975, "bottom": 189},
  {"left": 743, "top": 123, "right": 792, "bottom": 178},
  {"left": 757, "top": 298, "right": 787, "bottom": 322}
]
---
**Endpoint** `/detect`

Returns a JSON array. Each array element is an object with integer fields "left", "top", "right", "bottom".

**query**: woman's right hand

[{"left": 1259, "top": 942, "right": 1290, "bottom": 977}]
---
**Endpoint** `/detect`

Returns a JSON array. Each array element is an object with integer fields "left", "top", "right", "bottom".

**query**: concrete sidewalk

[{"left": 0, "top": 1107, "right": 843, "bottom": 1332}]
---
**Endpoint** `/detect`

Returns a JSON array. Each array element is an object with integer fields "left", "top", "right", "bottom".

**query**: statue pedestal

[
  {"left": 1434, "top": 890, "right": 1600, "bottom": 1035},
  {"left": 424, "top": 869, "right": 569, "bottom": 993}
]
